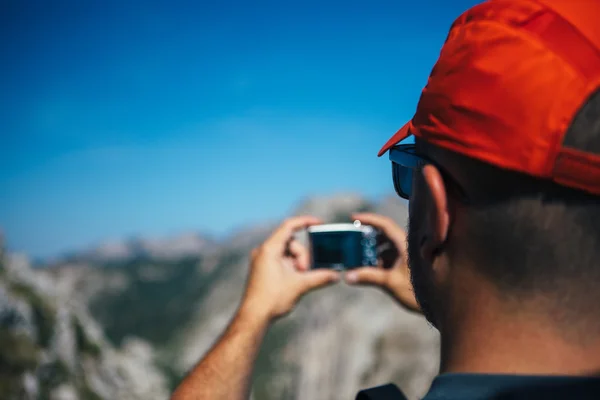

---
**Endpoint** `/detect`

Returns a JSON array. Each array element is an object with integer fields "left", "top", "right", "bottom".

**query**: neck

[{"left": 438, "top": 272, "right": 600, "bottom": 376}]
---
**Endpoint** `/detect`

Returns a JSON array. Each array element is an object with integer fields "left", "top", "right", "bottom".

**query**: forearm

[
  {"left": 170, "top": 216, "right": 338, "bottom": 399},
  {"left": 171, "top": 305, "right": 270, "bottom": 400}
]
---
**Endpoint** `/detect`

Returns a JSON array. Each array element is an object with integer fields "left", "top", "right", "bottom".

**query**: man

[{"left": 172, "top": 0, "right": 600, "bottom": 398}]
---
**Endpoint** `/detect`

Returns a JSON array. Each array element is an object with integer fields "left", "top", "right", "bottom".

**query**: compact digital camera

[{"left": 307, "top": 221, "right": 379, "bottom": 270}]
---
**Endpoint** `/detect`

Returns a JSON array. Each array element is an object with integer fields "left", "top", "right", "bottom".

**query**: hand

[
  {"left": 241, "top": 216, "right": 341, "bottom": 321},
  {"left": 344, "top": 213, "right": 421, "bottom": 313}
]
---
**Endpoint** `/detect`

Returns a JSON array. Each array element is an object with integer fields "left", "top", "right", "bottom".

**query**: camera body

[{"left": 307, "top": 222, "right": 379, "bottom": 270}]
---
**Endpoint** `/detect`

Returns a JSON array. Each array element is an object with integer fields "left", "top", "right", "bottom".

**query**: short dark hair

[{"left": 454, "top": 90, "right": 600, "bottom": 332}]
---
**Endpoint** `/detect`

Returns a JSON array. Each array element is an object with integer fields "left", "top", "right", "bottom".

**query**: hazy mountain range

[{"left": 0, "top": 193, "right": 440, "bottom": 400}]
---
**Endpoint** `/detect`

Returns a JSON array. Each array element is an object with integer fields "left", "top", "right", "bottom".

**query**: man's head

[
  {"left": 379, "top": 0, "right": 600, "bottom": 339},
  {"left": 408, "top": 91, "right": 600, "bottom": 337}
]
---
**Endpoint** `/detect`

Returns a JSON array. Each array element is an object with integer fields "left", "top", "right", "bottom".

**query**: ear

[{"left": 420, "top": 164, "right": 450, "bottom": 260}]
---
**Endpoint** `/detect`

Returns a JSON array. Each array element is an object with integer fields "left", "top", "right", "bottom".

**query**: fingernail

[{"left": 345, "top": 272, "right": 357, "bottom": 283}]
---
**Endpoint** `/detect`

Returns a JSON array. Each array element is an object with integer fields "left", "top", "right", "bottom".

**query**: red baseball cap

[{"left": 379, "top": 0, "right": 600, "bottom": 196}]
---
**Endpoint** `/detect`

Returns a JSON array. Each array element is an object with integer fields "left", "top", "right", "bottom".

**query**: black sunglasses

[{"left": 389, "top": 144, "right": 470, "bottom": 203}]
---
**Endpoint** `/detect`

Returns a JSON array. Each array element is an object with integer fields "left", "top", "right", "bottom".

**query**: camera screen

[{"left": 310, "top": 231, "right": 364, "bottom": 269}]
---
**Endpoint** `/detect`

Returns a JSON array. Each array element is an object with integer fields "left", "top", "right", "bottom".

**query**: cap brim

[{"left": 377, "top": 122, "right": 411, "bottom": 157}]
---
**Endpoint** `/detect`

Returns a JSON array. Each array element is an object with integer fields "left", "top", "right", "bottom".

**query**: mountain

[
  {"left": 4, "top": 193, "right": 440, "bottom": 400},
  {"left": 0, "top": 242, "right": 169, "bottom": 400},
  {"left": 48, "top": 233, "right": 217, "bottom": 266}
]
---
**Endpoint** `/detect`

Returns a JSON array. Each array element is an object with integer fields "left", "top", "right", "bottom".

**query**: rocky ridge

[
  {"left": 2, "top": 193, "right": 440, "bottom": 400},
  {"left": 0, "top": 243, "right": 169, "bottom": 400}
]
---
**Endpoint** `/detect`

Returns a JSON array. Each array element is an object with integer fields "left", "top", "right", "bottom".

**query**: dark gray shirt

[{"left": 422, "top": 373, "right": 600, "bottom": 400}]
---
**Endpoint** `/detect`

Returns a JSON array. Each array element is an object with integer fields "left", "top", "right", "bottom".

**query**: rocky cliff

[
  {"left": 0, "top": 243, "right": 170, "bottom": 400},
  {"left": 3, "top": 193, "right": 440, "bottom": 400}
]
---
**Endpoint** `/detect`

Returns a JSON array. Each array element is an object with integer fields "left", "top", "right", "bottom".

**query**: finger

[
  {"left": 288, "top": 240, "right": 311, "bottom": 271},
  {"left": 267, "top": 216, "right": 322, "bottom": 250},
  {"left": 299, "top": 269, "right": 340, "bottom": 292},
  {"left": 344, "top": 267, "right": 389, "bottom": 287},
  {"left": 352, "top": 213, "right": 407, "bottom": 258}
]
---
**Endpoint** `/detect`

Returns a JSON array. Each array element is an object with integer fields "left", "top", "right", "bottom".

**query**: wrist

[{"left": 238, "top": 297, "right": 274, "bottom": 327}]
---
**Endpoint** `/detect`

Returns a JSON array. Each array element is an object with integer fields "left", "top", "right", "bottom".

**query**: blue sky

[{"left": 0, "top": 0, "right": 480, "bottom": 258}]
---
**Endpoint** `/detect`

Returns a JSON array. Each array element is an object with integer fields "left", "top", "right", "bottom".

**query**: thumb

[
  {"left": 299, "top": 270, "right": 340, "bottom": 292},
  {"left": 344, "top": 267, "right": 388, "bottom": 287}
]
